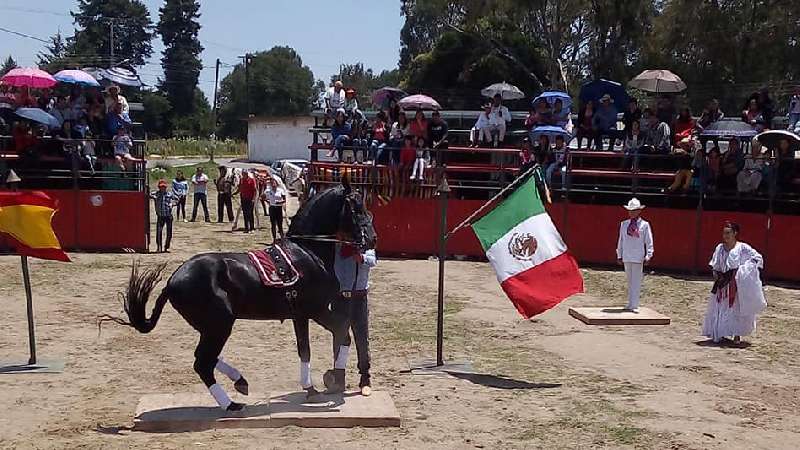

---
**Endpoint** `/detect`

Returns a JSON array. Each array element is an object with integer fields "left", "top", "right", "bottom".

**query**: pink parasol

[
  {"left": 1, "top": 67, "right": 57, "bottom": 89},
  {"left": 398, "top": 94, "right": 441, "bottom": 111}
]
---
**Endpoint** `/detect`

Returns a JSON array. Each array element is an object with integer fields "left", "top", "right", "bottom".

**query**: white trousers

[{"left": 624, "top": 262, "right": 644, "bottom": 309}]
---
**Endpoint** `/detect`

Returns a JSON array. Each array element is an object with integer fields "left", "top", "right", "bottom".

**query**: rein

[{"left": 289, "top": 234, "right": 357, "bottom": 245}]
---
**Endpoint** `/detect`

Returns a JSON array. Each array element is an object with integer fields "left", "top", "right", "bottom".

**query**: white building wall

[{"left": 247, "top": 116, "right": 314, "bottom": 163}]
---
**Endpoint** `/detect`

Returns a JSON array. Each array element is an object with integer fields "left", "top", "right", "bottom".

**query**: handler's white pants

[{"left": 624, "top": 262, "right": 644, "bottom": 310}]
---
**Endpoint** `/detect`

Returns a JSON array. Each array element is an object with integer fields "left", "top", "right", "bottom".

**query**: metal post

[
  {"left": 436, "top": 176, "right": 450, "bottom": 367},
  {"left": 21, "top": 256, "right": 36, "bottom": 365},
  {"left": 212, "top": 58, "right": 221, "bottom": 135}
]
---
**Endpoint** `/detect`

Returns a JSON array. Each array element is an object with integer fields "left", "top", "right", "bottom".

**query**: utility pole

[
  {"left": 239, "top": 53, "right": 253, "bottom": 117},
  {"left": 212, "top": 58, "right": 221, "bottom": 137}
]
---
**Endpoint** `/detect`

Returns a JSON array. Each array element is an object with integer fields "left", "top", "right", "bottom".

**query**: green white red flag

[{"left": 471, "top": 175, "right": 583, "bottom": 318}]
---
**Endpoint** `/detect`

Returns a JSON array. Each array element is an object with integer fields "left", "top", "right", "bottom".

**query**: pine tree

[
  {"left": 37, "top": 32, "right": 68, "bottom": 72},
  {"left": 157, "top": 0, "right": 204, "bottom": 116},
  {"left": 70, "top": 0, "right": 154, "bottom": 67},
  {"left": 1, "top": 56, "right": 18, "bottom": 76}
]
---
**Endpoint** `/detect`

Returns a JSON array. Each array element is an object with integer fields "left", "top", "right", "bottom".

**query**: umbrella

[
  {"left": 756, "top": 129, "right": 800, "bottom": 151},
  {"left": 100, "top": 67, "right": 143, "bottom": 87},
  {"left": 15, "top": 108, "right": 59, "bottom": 129},
  {"left": 54, "top": 69, "right": 101, "bottom": 87},
  {"left": 530, "top": 125, "right": 572, "bottom": 140},
  {"left": 371, "top": 87, "right": 408, "bottom": 107},
  {"left": 532, "top": 91, "right": 572, "bottom": 110},
  {"left": 481, "top": 82, "right": 525, "bottom": 100},
  {"left": 580, "top": 78, "right": 630, "bottom": 107},
  {"left": 398, "top": 94, "right": 441, "bottom": 111},
  {"left": 1, "top": 67, "right": 57, "bottom": 89},
  {"left": 628, "top": 70, "right": 686, "bottom": 93},
  {"left": 700, "top": 119, "right": 757, "bottom": 139}
]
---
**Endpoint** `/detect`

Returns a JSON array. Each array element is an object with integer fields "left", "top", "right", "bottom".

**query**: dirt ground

[{"left": 1, "top": 191, "right": 799, "bottom": 450}]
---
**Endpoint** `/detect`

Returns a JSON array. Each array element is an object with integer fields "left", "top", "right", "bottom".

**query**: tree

[
  {"left": 217, "top": 46, "right": 315, "bottom": 139},
  {"left": 37, "top": 32, "right": 69, "bottom": 72},
  {"left": 157, "top": 0, "right": 204, "bottom": 117},
  {"left": 140, "top": 90, "right": 173, "bottom": 138},
  {"left": 69, "top": 0, "right": 155, "bottom": 67},
  {"left": 1, "top": 56, "right": 17, "bottom": 76},
  {"left": 173, "top": 89, "right": 214, "bottom": 138},
  {"left": 330, "top": 64, "right": 402, "bottom": 104}
]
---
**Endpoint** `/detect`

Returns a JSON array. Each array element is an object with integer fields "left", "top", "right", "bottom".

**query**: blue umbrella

[
  {"left": 532, "top": 91, "right": 572, "bottom": 110},
  {"left": 579, "top": 79, "right": 630, "bottom": 107},
  {"left": 54, "top": 69, "right": 101, "bottom": 87},
  {"left": 15, "top": 108, "right": 60, "bottom": 129},
  {"left": 531, "top": 125, "right": 572, "bottom": 140}
]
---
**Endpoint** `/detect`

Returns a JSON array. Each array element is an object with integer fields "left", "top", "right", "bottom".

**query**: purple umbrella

[
  {"left": 371, "top": 87, "right": 407, "bottom": 107},
  {"left": 398, "top": 94, "right": 441, "bottom": 111}
]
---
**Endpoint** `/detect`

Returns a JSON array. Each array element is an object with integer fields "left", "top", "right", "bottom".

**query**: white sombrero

[{"left": 624, "top": 197, "right": 645, "bottom": 211}]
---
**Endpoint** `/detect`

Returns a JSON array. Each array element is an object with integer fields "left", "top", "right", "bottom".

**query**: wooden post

[
  {"left": 21, "top": 256, "right": 36, "bottom": 365},
  {"left": 436, "top": 176, "right": 450, "bottom": 367}
]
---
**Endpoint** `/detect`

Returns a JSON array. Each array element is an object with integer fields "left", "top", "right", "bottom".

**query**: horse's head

[{"left": 338, "top": 176, "right": 377, "bottom": 250}]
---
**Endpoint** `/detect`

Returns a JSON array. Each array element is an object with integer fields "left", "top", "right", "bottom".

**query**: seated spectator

[
  {"left": 81, "top": 130, "right": 97, "bottom": 175},
  {"left": 74, "top": 116, "right": 90, "bottom": 138},
  {"left": 410, "top": 137, "right": 429, "bottom": 181},
  {"left": 388, "top": 111, "right": 409, "bottom": 165},
  {"left": 470, "top": 104, "right": 492, "bottom": 148},
  {"left": 427, "top": 110, "right": 448, "bottom": 163},
  {"left": 50, "top": 96, "right": 74, "bottom": 127},
  {"left": 643, "top": 109, "right": 671, "bottom": 154},
  {"left": 674, "top": 107, "right": 697, "bottom": 152},
  {"left": 624, "top": 120, "right": 645, "bottom": 155},
  {"left": 698, "top": 99, "right": 724, "bottom": 130},
  {"left": 14, "top": 86, "right": 36, "bottom": 108},
  {"left": 323, "top": 81, "right": 345, "bottom": 126},
  {"left": 622, "top": 98, "right": 642, "bottom": 136},
  {"left": 689, "top": 147, "right": 707, "bottom": 190},
  {"left": 741, "top": 98, "right": 765, "bottom": 132},
  {"left": 68, "top": 85, "right": 86, "bottom": 119},
  {"left": 656, "top": 96, "right": 676, "bottom": 135},
  {"left": 12, "top": 121, "right": 39, "bottom": 155},
  {"left": 533, "top": 134, "right": 552, "bottom": 167},
  {"left": 56, "top": 119, "right": 82, "bottom": 156},
  {"left": 757, "top": 88, "right": 775, "bottom": 128},
  {"left": 737, "top": 141, "right": 765, "bottom": 194},
  {"left": 576, "top": 100, "right": 595, "bottom": 150},
  {"left": 546, "top": 135, "right": 569, "bottom": 186},
  {"left": 409, "top": 109, "right": 428, "bottom": 143},
  {"left": 344, "top": 89, "right": 359, "bottom": 117},
  {"left": 106, "top": 101, "right": 132, "bottom": 136},
  {"left": 37, "top": 88, "right": 53, "bottom": 110},
  {"left": 666, "top": 150, "right": 693, "bottom": 193},
  {"left": 104, "top": 85, "right": 129, "bottom": 115},
  {"left": 549, "top": 98, "right": 572, "bottom": 132},
  {"left": 370, "top": 111, "right": 389, "bottom": 164},
  {"left": 490, "top": 94, "right": 512, "bottom": 147},
  {"left": 112, "top": 126, "right": 136, "bottom": 171},
  {"left": 387, "top": 98, "right": 401, "bottom": 124},
  {"left": 718, "top": 139, "right": 744, "bottom": 190},
  {"left": 399, "top": 135, "right": 416, "bottom": 168},
  {"left": 592, "top": 94, "right": 619, "bottom": 151},
  {"left": 350, "top": 112, "right": 370, "bottom": 163},
  {"left": 788, "top": 87, "right": 800, "bottom": 132},
  {"left": 707, "top": 146, "right": 722, "bottom": 190},
  {"left": 776, "top": 138, "right": 797, "bottom": 192},
  {"left": 329, "top": 109, "right": 352, "bottom": 162}
]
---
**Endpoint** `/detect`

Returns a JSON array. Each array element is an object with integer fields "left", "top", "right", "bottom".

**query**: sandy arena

[{"left": 1, "top": 194, "right": 799, "bottom": 449}]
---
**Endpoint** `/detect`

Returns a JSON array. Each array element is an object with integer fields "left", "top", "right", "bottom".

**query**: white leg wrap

[
  {"left": 215, "top": 357, "right": 241, "bottom": 381},
  {"left": 334, "top": 345, "right": 350, "bottom": 370},
  {"left": 209, "top": 383, "right": 232, "bottom": 409},
  {"left": 299, "top": 361, "right": 312, "bottom": 388}
]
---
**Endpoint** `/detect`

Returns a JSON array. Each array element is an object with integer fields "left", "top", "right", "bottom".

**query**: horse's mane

[{"left": 287, "top": 185, "right": 345, "bottom": 237}]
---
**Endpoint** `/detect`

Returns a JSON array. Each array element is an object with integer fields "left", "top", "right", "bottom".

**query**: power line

[{"left": 0, "top": 26, "right": 50, "bottom": 44}]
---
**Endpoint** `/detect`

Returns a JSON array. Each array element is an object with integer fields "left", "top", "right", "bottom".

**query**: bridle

[{"left": 288, "top": 191, "right": 373, "bottom": 247}]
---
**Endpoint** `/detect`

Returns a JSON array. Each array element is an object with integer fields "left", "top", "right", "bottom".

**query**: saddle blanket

[{"left": 247, "top": 243, "right": 300, "bottom": 288}]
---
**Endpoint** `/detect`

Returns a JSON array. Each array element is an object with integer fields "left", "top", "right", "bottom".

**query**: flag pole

[
  {"left": 21, "top": 256, "right": 37, "bottom": 365},
  {"left": 446, "top": 164, "right": 540, "bottom": 239}
]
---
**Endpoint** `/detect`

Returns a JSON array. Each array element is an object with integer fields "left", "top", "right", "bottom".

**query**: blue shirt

[
  {"left": 592, "top": 104, "right": 618, "bottom": 131},
  {"left": 331, "top": 122, "right": 352, "bottom": 141},
  {"left": 334, "top": 245, "right": 377, "bottom": 292},
  {"left": 172, "top": 179, "right": 189, "bottom": 197}
]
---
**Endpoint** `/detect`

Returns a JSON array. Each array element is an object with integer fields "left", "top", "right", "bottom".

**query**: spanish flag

[{"left": 0, "top": 191, "right": 70, "bottom": 262}]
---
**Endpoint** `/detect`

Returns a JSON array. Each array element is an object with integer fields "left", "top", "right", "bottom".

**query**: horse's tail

[{"left": 100, "top": 261, "right": 169, "bottom": 334}]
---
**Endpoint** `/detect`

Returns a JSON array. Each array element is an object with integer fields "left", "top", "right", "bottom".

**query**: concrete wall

[{"left": 247, "top": 116, "right": 314, "bottom": 163}]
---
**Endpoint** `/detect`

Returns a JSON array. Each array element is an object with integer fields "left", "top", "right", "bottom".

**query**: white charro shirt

[{"left": 616, "top": 218, "right": 654, "bottom": 263}]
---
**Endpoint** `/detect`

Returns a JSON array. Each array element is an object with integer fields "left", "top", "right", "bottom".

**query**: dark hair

[
  {"left": 403, "top": 135, "right": 413, "bottom": 143},
  {"left": 555, "top": 135, "right": 565, "bottom": 142},
  {"left": 723, "top": 221, "right": 741, "bottom": 234}
]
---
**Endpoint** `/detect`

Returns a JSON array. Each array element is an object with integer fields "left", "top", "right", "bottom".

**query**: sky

[{"left": 0, "top": 0, "right": 404, "bottom": 100}]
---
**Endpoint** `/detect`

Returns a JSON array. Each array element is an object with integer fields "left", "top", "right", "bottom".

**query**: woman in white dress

[{"left": 702, "top": 222, "right": 767, "bottom": 345}]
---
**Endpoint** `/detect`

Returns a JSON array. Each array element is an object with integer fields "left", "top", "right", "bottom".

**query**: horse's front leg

[{"left": 293, "top": 318, "right": 319, "bottom": 398}]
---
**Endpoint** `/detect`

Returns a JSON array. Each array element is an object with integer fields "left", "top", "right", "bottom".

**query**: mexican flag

[{"left": 471, "top": 175, "right": 583, "bottom": 318}]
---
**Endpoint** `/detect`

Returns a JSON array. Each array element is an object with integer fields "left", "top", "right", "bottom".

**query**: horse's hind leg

[
  {"left": 293, "top": 318, "right": 319, "bottom": 398},
  {"left": 216, "top": 356, "right": 249, "bottom": 395},
  {"left": 194, "top": 322, "right": 243, "bottom": 411},
  {"left": 314, "top": 307, "right": 351, "bottom": 394}
]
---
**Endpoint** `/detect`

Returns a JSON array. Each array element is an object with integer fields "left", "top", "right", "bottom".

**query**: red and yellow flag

[{"left": 0, "top": 191, "right": 70, "bottom": 262}]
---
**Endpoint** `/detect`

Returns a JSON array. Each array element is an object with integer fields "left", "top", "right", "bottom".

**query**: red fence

[{"left": 371, "top": 198, "right": 800, "bottom": 282}]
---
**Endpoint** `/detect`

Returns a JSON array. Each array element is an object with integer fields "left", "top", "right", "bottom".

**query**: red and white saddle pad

[{"left": 247, "top": 243, "right": 300, "bottom": 288}]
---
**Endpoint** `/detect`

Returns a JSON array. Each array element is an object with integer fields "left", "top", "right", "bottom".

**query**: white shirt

[
  {"left": 105, "top": 95, "right": 130, "bottom": 114},
  {"left": 324, "top": 87, "right": 346, "bottom": 110},
  {"left": 265, "top": 186, "right": 287, "bottom": 206},
  {"left": 491, "top": 105, "right": 511, "bottom": 124},
  {"left": 616, "top": 218, "right": 654, "bottom": 263},
  {"left": 474, "top": 112, "right": 491, "bottom": 130},
  {"left": 191, "top": 173, "right": 209, "bottom": 194}
]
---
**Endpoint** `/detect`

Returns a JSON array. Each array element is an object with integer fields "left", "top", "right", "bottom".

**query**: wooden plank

[
  {"left": 269, "top": 391, "right": 401, "bottom": 428},
  {"left": 133, "top": 393, "right": 270, "bottom": 432},
  {"left": 568, "top": 307, "right": 670, "bottom": 325}
]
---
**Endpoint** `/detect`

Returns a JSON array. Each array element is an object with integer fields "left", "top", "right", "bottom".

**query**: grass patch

[
  {"left": 148, "top": 161, "right": 221, "bottom": 189},
  {"left": 147, "top": 138, "right": 246, "bottom": 158}
]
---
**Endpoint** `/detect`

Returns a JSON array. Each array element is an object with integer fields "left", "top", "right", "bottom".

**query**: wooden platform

[
  {"left": 568, "top": 307, "right": 671, "bottom": 325},
  {"left": 133, "top": 391, "right": 401, "bottom": 432}
]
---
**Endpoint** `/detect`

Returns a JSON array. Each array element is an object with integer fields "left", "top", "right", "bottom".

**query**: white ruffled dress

[{"left": 702, "top": 242, "right": 767, "bottom": 342}]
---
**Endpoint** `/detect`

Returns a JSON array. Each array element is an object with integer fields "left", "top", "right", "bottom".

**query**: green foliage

[
  {"left": 147, "top": 138, "right": 246, "bottom": 158},
  {"left": 36, "top": 32, "right": 69, "bottom": 72},
  {"left": 157, "top": 0, "right": 203, "bottom": 116},
  {"left": 330, "top": 63, "right": 402, "bottom": 106},
  {"left": 69, "top": 0, "right": 155, "bottom": 67},
  {"left": 140, "top": 91, "right": 173, "bottom": 138},
  {"left": 217, "top": 46, "right": 314, "bottom": 139},
  {"left": 1, "top": 56, "right": 17, "bottom": 76}
]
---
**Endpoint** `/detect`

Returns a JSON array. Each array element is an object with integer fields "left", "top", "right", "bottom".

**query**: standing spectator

[
  {"left": 470, "top": 104, "right": 493, "bottom": 148},
  {"left": 787, "top": 87, "right": 800, "bottom": 132},
  {"left": 622, "top": 98, "right": 642, "bottom": 135},
  {"left": 324, "top": 81, "right": 346, "bottom": 125},
  {"left": 104, "top": 85, "right": 129, "bottom": 114},
  {"left": 215, "top": 166, "right": 234, "bottom": 223},
  {"left": 409, "top": 109, "right": 428, "bottom": 143},
  {"left": 533, "top": 134, "right": 552, "bottom": 168},
  {"left": 387, "top": 98, "right": 401, "bottom": 124},
  {"left": 576, "top": 100, "right": 595, "bottom": 149},
  {"left": 698, "top": 99, "right": 725, "bottom": 129},
  {"left": 490, "top": 94, "right": 512, "bottom": 147},
  {"left": 546, "top": 135, "right": 569, "bottom": 186},
  {"left": 616, "top": 198, "right": 654, "bottom": 313},
  {"left": 388, "top": 111, "right": 409, "bottom": 165},
  {"left": 592, "top": 94, "right": 619, "bottom": 151},
  {"left": 737, "top": 141, "right": 765, "bottom": 194},
  {"left": 775, "top": 138, "right": 796, "bottom": 192},
  {"left": 330, "top": 109, "right": 352, "bottom": 162},
  {"left": 150, "top": 179, "right": 177, "bottom": 253},
  {"left": 190, "top": 167, "right": 211, "bottom": 222},
  {"left": 112, "top": 127, "right": 136, "bottom": 171},
  {"left": 264, "top": 176, "right": 287, "bottom": 241},
  {"left": 172, "top": 169, "right": 189, "bottom": 222},
  {"left": 238, "top": 171, "right": 258, "bottom": 233},
  {"left": 427, "top": 110, "right": 449, "bottom": 163},
  {"left": 707, "top": 146, "right": 722, "bottom": 191},
  {"left": 81, "top": 131, "right": 97, "bottom": 175}
]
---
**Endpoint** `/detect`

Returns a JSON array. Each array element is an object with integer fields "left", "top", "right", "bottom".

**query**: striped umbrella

[
  {"left": 1, "top": 67, "right": 57, "bottom": 89},
  {"left": 100, "top": 67, "right": 143, "bottom": 87}
]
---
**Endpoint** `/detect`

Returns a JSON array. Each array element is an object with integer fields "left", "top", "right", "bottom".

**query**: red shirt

[
  {"left": 239, "top": 176, "right": 257, "bottom": 200},
  {"left": 409, "top": 119, "right": 428, "bottom": 141}
]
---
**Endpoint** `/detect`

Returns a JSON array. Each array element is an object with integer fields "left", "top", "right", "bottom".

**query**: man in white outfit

[{"left": 616, "top": 198, "right": 654, "bottom": 312}]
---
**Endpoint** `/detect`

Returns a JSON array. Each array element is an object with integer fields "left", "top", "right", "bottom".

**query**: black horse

[{"left": 108, "top": 180, "right": 376, "bottom": 411}]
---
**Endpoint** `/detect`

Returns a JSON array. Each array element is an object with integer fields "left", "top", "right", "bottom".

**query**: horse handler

[
  {"left": 333, "top": 241, "right": 377, "bottom": 396},
  {"left": 616, "top": 197, "right": 654, "bottom": 312}
]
